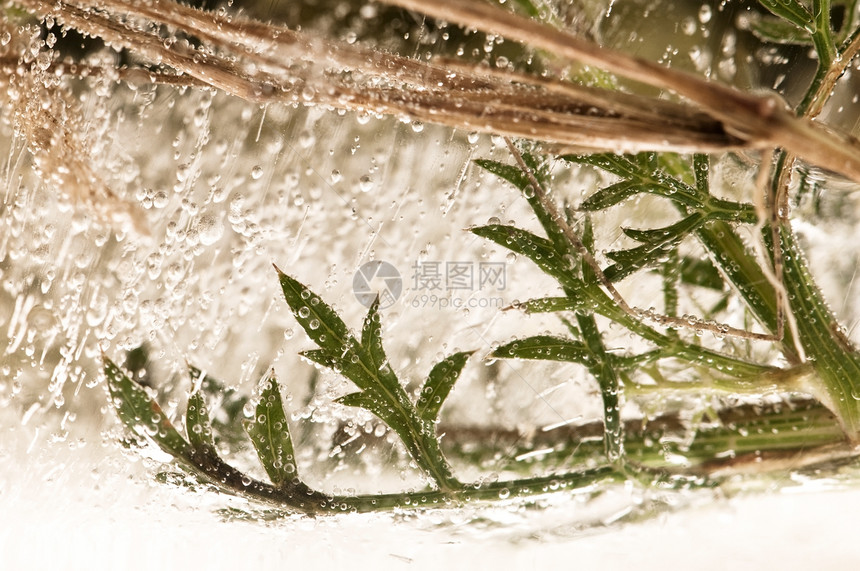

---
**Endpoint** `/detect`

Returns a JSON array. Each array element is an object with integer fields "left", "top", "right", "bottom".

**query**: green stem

[
  {"left": 778, "top": 229, "right": 860, "bottom": 437},
  {"left": 577, "top": 312, "right": 625, "bottom": 466},
  {"left": 661, "top": 248, "right": 680, "bottom": 337},
  {"left": 801, "top": 0, "right": 837, "bottom": 115},
  {"left": 697, "top": 202, "right": 860, "bottom": 437},
  {"left": 581, "top": 277, "right": 775, "bottom": 378}
]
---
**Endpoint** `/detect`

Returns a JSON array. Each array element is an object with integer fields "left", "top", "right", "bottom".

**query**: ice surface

[{"left": 3, "top": 0, "right": 860, "bottom": 567}]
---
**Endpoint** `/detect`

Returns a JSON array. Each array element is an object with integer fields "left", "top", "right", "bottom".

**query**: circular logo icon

[{"left": 352, "top": 261, "right": 402, "bottom": 309}]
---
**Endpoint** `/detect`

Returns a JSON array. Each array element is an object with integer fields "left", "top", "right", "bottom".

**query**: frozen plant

[{"left": 5, "top": 0, "right": 860, "bottom": 520}]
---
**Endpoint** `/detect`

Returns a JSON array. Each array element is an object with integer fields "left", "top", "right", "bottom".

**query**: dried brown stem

[
  {"left": 382, "top": 0, "right": 860, "bottom": 182},
  {"left": 13, "top": 0, "right": 860, "bottom": 178}
]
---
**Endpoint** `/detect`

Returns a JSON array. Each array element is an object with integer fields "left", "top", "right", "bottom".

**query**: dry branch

[{"left": 11, "top": 0, "right": 860, "bottom": 180}]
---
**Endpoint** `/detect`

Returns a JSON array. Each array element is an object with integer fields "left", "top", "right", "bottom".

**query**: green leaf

[
  {"left": 680, "top": 256, "right": 725, "bottom": 291},
  {"left": 360, "top": 296, "right": 387, "bottom": 369},
  {"left": 299, "top": 348, "right": 339, "bottom": 368},
  {"left": 604, "top": 242, "right": 676, "bottom": 282},
  {"left": 275, "top": 266, "right": 351, "bottom": 354},
  {"left": 417, "top": 351, "right": 474, "bottom": 422},
  {"left": 192, "top": 366, "right": 249, "bottom": 451},
  {"left": 186, "top": 390, "right": 218, "bottom": 459},
  {"left": 492, "top": 336, "right": 592, "bottom": 364},
  {"left": 563, "top": 153, "right": 643, "bottom": 179},
  {"left": 605, "top": 214, "right": 705, "bottom": 282},
  {"left": 471, "top": 224, "right": 577, "bottom": 288},
  {"left": 564, "top": 153, "right": 704, "bottom": 209},
  {"left": 276, "top": 269, "right": 459, "bottom": 490},
  {"left": 510, "top": 0, "right": 541, "bottom": 18},
  {"left": 581, "top": 181, "right": 651, "bottom": 211},
  {"left": 475, "top": 159, "right": 530, "bottom": 191},
  {"left": 335, "top": 391, "right": 374, "bottom": 410},
  {"left": 752, "top": 15, "right": 815, "bottom": 44},
  {"left": 104, "top": 357, "right": 193, "bottom": 461},
  {"left": 575, "top": 313, "right": 624, "bottom": 464},
  {"left": 475, "top": 155, "right": 570, "bottom": 255},
  {"left": 622, "top": 215, "right": 701, "bottom": 243},
  {"left": 757, "top": 0, "right": 815, "bottom": 32},
  {"left": 560, "top": 316, "right": 582, "bottom": 339},
  {"left": 335, "top": 391, "right": 406, "bottom": 433},
  {"left": 243, "top": 371, "right": 299, "bottom": 489}
]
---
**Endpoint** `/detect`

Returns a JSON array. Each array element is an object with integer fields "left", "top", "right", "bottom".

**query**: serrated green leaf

[
  {"left": 417, "top": 351, "right": 474, "bottom": 421},
  {"left": 104, "top": 357, "right": 193, "bottom": 461},
  {"left": 186, "top": 390, "right": 218, "bottom": 459},
  {"left": 244, "top": 372, "right": 299, "bottom": 489},
  {"left": 757, "top": 0, "right": 815, "bottom": 32},
  {"left": 581, "top": 180, "right": 651, "bottom": 211},
  {"left": 492, "top": 336, "right": 592, "bottom": 364},
  {"left": 275, "top": 266, "right": 351, "bottom": 353},
  {"left": 276, "top": 269, "right": 459, "bottom": 489}
]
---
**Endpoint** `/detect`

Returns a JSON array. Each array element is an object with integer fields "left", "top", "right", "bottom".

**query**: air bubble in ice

[
  {"left": 359, "top": 175, "right": 373, "bottom": 192},
  {"left": 196, "top": 215, "right": 223, "bottom": 245}
]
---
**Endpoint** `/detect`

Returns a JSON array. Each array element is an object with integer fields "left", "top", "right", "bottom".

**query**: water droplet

[
  {"left": 152, "top": 190, "right": 169, "bottom": 209},
  {"left": 359, "top": 175, "right": 373, "bottom": 192}
]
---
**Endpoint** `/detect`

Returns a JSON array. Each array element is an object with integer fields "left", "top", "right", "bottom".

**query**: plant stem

[
  {"left": 777, "top": 230, "right": 860, "bottom": 437},
  {"left": 577, "top": 312, "right": 625, "bottom": 467}
]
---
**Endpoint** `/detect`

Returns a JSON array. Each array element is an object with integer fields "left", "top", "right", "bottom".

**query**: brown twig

[
  {"left": 12, "top": 0, "right": 860, "bottom": 179},
  {"left": 381, "top": 0, "right": 860, "bottom": 182}
]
